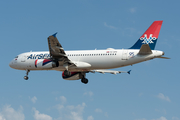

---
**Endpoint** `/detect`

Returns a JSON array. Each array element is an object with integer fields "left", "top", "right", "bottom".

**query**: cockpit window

[{"left": 15, "top": 56, "right": 18, "bottom": 58}]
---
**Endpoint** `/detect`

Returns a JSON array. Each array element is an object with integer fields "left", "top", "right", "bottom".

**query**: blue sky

[{"left": 1, "top": 0, "right": 180, "bottom": 120}]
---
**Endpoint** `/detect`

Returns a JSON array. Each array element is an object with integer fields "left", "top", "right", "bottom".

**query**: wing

[
  {"left": 47, "top": 33, "right": 74, "bottom": 66},
  {"left": 91, "top": 69, "right": 131, "bottom": 74}
]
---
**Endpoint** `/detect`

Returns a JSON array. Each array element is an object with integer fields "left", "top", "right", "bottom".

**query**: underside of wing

[
  {"left": 48, "top": 33, "right": 66, "bottom": 58},
  {"left": 47, "top": 33, "right": 75, "bottom": 66}
]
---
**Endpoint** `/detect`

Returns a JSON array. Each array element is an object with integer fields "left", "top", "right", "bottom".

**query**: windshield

[{"left": 15, "top": 56, "right": 18, "bottom": 58}]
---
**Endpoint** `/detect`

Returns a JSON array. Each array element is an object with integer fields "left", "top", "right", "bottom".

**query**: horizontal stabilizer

[
  {"left": 127, "top": 70, "right": 131, "bottom": 74},
  {"left": 138, "top": 44, "right": 152, "bottom": 55},
  {"left": 155, "top": 56, "right": 170, "bottom": 59}
]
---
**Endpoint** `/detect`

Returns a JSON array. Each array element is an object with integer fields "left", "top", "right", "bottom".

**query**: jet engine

[
  {"left": 62, "top": 72, "right": 84, "bottom": 80},
  {"left": 35, "top": 59, "right": 58, "bottom": 69}
]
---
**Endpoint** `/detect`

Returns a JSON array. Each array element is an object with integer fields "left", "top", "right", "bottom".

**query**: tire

[
  {"left": 64, "top": 70, "right": 71, "bottom": 76},
  {"left": 24, "top": 76, "right": 28, "bottom": 80},
  {"left": 81, "top": 78, "right": 88, "bottom": 84}
]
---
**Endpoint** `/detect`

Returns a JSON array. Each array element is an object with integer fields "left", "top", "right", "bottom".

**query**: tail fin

[{"left": 130, "top": 21, "right": 163, "bottom": 50}]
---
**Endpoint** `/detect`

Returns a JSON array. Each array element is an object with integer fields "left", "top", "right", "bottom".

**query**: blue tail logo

[{"left": 140, "top": 34, "right": 157, "bottom": 44}]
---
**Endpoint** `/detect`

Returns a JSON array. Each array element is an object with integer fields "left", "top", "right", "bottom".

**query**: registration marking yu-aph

[{"left": 140, "top": 34, "right": 157, "bottom": 44}]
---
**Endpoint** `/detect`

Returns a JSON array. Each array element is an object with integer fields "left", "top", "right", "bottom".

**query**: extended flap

[{"left": 71, "top": 61, "right": 91, "bottom": 68}]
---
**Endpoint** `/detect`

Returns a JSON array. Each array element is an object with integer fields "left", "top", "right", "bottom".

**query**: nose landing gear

[{"left": 24, "top": 69, "right": 30, "bottom": 80}]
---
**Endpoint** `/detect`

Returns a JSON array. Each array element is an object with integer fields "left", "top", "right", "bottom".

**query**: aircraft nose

[
  {"left": 9, "top": 60, "right": 13, "bottom": 68},
  {"left": 9, "top": 60, "right": 15, "bottom": 69}
]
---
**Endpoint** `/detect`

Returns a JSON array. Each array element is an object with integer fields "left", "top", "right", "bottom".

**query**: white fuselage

[{"left": 9, "top": 48, "right": 164, "bottom": 72}]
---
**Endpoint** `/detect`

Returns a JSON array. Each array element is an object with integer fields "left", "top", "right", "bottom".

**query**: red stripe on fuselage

[{"left": 35, "top": 59, "right": 38, "bottom": 68}]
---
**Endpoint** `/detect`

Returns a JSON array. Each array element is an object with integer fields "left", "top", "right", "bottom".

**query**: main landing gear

[
  {"left": 24, "top": 69, "right": 30, "bottom": 80},
  {"left": 81, "top": 73, "right": 88, "bottom": 84},
  {"left": 81, "top": 77, "right": 88, "bottom": 84},
  {"left": 64, "top": 70, "right": 71, "bottom": 76}
]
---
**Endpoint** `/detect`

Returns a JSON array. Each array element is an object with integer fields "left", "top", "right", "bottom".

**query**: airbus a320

[{"left": 9, "top": 21, "right": 169, "bottom": 84}]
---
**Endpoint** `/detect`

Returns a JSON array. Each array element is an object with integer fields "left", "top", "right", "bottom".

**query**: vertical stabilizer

[{"left": 130, "top": 21, "right": 163, "bottom": 50}]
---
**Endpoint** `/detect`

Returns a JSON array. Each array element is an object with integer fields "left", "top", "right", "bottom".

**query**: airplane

[{"left": 9, "top": 20, "right": 169, "bottom": 84}]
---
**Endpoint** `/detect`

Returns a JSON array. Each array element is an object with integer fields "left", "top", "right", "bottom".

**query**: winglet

[
  {"left": 127, "top": 70, "right": 131, "bottom": 74},
  {"left": 52, "top": 32, "right": 58, "bottom": 38}
]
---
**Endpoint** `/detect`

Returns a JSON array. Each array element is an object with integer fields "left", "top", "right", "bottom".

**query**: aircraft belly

[{"left": 121, "top": 54, "right": 155, "bottom": 66}]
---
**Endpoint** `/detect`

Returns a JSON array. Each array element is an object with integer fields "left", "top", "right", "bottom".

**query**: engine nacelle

[
  {"left": 35, "top": 59, "right": 58, "bottom": 69},
  {"left": 62, "top": 72, "right": 83, "bottom": 80}
]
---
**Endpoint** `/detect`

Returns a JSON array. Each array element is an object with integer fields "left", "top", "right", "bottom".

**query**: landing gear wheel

[
  {"left": 64, "top": 70, "right": 71, "bottom": 76},
  {"left": 24, "top": 69, "right": 30, "bottom": 80},
  {"left": 81, "top": 78, "right": 88, "bottom": 84},
  {"left": 24, "top": 76, "right": 28, "bottom": 80}
]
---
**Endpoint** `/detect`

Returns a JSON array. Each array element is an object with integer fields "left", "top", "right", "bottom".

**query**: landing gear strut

[{"left": 24, "top": 69, "right": 30, "bottom": 80}]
